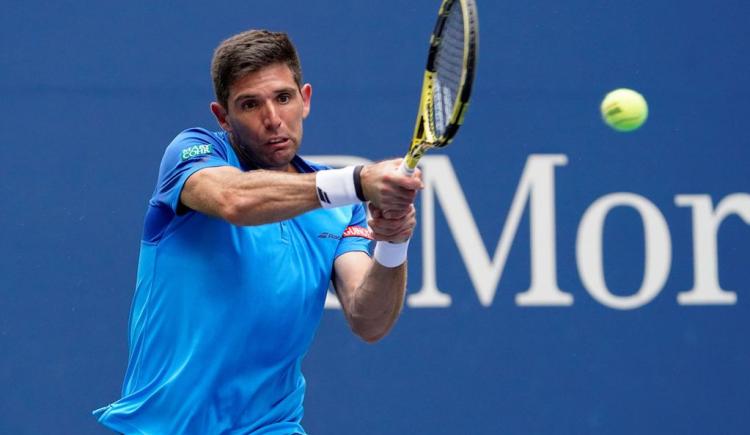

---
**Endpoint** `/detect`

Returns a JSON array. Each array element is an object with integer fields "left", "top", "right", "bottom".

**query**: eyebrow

[{"left": 233, "top": 87, "right": 298, "bottom": 104}]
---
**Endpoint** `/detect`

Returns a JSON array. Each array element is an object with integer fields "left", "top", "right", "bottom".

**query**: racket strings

[{"left": 432, "top": 4, "right": 465, "bottom": 134}]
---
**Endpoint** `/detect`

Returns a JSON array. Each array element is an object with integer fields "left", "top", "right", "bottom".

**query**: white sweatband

[
  {"left": 315, "top": 166, "right": 365, "bottom": 208},
  {"left": 373, "top": 240, "right": 410, "bottom": 268}
]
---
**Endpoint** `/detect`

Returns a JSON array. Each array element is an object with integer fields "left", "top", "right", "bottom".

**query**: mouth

[{"left": 266, "top": 137, "right": 290, "bottom": 148}]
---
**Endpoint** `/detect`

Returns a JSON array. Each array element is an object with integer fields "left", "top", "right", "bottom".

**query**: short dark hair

[{"left": 211, "top": 30, "right": 302, "bottom": 108}]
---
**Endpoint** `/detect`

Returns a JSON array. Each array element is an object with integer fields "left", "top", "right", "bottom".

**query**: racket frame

[{"left": 402, "top": 0, "right": 478, "bottom": 174}]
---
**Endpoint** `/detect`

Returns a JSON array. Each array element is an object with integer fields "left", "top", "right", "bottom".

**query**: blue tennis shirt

[{"left": 94, "top": 128, "right": 371, "bottom": 434}]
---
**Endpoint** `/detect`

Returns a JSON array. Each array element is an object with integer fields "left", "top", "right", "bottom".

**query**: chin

[{"left": 265, "top": 153, "right": 296, "bottom": 170}]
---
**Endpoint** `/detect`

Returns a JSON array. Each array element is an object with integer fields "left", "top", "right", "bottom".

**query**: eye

[
  {"left": 277, "top": 93, "right": 292, "bottom": 104},
  {"left": 240, "top": 100, "right": 258, "bottom": 110}
]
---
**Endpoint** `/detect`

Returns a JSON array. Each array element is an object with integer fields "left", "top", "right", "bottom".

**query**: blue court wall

[{"left": 1, "top": 1, "right": 749, "bottom": 434}]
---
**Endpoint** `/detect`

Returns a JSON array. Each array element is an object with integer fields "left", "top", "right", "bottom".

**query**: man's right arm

[
  {"left": 181, "top": 166, "right": 319, "bottom": 226},
  {"left": 180, "top": 158, "right": 423, "bottom": 226}
]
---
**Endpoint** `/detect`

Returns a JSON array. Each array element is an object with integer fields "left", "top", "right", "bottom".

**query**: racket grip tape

[{"left": 398, "top": 158, "right": 416, "bottom": 177}]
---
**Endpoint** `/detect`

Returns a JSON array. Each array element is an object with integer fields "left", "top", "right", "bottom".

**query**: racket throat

[{"left": 405, "top": 142, "right": 431, "bottom": 170}]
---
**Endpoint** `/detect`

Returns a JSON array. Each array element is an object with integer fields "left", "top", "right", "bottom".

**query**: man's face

[{"left": 211, "top": 63, "right": 311, "bottom": 171}]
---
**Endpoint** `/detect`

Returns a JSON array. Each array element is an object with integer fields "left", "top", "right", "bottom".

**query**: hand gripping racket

[{"left": 400, "top": 0, "right": 479, "bottom": 175}]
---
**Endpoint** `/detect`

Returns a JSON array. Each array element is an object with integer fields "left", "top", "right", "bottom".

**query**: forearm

[
  {"left": 218, "top": 169, "right": 319, "bottom": 225},
  {"left": 183, "top": 167, "right": 320, "bottom": 226},
  {"left": 346, "top": 260, "right": 407, "bottom": 343}
]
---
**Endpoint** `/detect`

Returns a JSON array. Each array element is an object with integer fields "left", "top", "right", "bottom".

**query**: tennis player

[{"left": 93, "top": 29, "right": 421, "bottom": 434}]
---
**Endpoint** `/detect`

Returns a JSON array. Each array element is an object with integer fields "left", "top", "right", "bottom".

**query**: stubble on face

[{"left": 222, "top": 64, "right": 310, "bottom": 172}]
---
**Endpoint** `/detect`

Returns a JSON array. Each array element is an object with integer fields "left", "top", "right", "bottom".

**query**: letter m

[{"left": 408, "top": 155, "right": 573, "bottom": 307}]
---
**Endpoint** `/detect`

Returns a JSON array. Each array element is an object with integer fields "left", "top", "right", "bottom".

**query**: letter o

[{"left": 576, "top": 193, "right": 672, "bottom": 310}]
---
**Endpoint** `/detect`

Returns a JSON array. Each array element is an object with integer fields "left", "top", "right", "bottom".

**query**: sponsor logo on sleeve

[{"left": 180, "top": 144, "right": 213, "bottom": 161}]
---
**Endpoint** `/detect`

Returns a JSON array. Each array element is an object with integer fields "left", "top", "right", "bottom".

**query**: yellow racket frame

[{"left": 401, "top": 0, "right": 478, "bottom": 174}]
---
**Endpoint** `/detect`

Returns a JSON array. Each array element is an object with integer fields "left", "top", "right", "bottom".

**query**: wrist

[
  {"left": 316, "top": 165, "right": 366, "bottom": 208},
  {"left": 353, "top": 165, "right": 366, "bottom": 201},
  {"left": 373, "top": 239, "right": 409, "bottom": 268}
]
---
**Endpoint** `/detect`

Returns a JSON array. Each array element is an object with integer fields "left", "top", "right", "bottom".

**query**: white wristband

[
  {"left": 316, "top": 166, "right": 364, "bottom": 208},
  {"left": 373, "top": 240, "right": 410, "bottom": 268}
]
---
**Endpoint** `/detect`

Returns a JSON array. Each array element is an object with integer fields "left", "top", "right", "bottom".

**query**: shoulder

[
  {"left": 172, "top": 127, "right": 228, "bottom": 144},
  {"left": 169, "top": 128, "right": 229, "bottom": 152}
]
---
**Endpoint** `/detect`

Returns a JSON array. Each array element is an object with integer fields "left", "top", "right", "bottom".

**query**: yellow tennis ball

[{"left": 600, "top": 88, "right": 648, "bottom": 132}]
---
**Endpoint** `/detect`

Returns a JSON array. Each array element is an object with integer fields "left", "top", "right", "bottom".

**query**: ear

[
  {"left": 301, "top": 84, "right": 312, "bottom": 119},
  {"left": 210, "top": 102, "right": 231, "bottom": 132}
]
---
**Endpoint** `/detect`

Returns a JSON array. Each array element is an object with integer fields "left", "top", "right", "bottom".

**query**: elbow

[
  {"left": 358, "top": 331, "right": 388, "bottom": 344},
  {"left": 346, "top": 299, "right": 403, "bottom": 344},
  {"left": 349, "top": 317, "right": 393, "bottom": 344}
]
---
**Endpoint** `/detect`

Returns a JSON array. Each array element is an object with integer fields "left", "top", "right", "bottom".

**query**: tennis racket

[{"left": 400, "top": 0, "right": 479, "bottom": 175}]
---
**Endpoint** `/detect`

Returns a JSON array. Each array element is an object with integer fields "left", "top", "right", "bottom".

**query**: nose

[{"left": 262, "top": 101, "right": 282, "bottom": 130}]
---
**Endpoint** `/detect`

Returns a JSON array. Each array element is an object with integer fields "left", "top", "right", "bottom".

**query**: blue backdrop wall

[{"left": 1, "top": 1, "right": 749, "bottom": 434}]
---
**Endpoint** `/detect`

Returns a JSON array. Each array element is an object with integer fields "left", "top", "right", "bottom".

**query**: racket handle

[{"left": 398, "top": 159, "right": 416, "bottom": 177}]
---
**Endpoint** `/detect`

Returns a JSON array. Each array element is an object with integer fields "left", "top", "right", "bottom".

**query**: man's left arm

[{"left": 332, "top": 204, "right": 416, "bottom": 343}]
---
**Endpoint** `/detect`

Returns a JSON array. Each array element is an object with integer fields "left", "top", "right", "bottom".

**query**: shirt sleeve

[
  {"left": 153, "top": 130, "right": 231, "bottom": 213},
  {"left": 334, "top": 202, "right": 373, "bottom": 258},
  {"left": 142, "top": 129, "right": 231, "bottom": 243}
]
